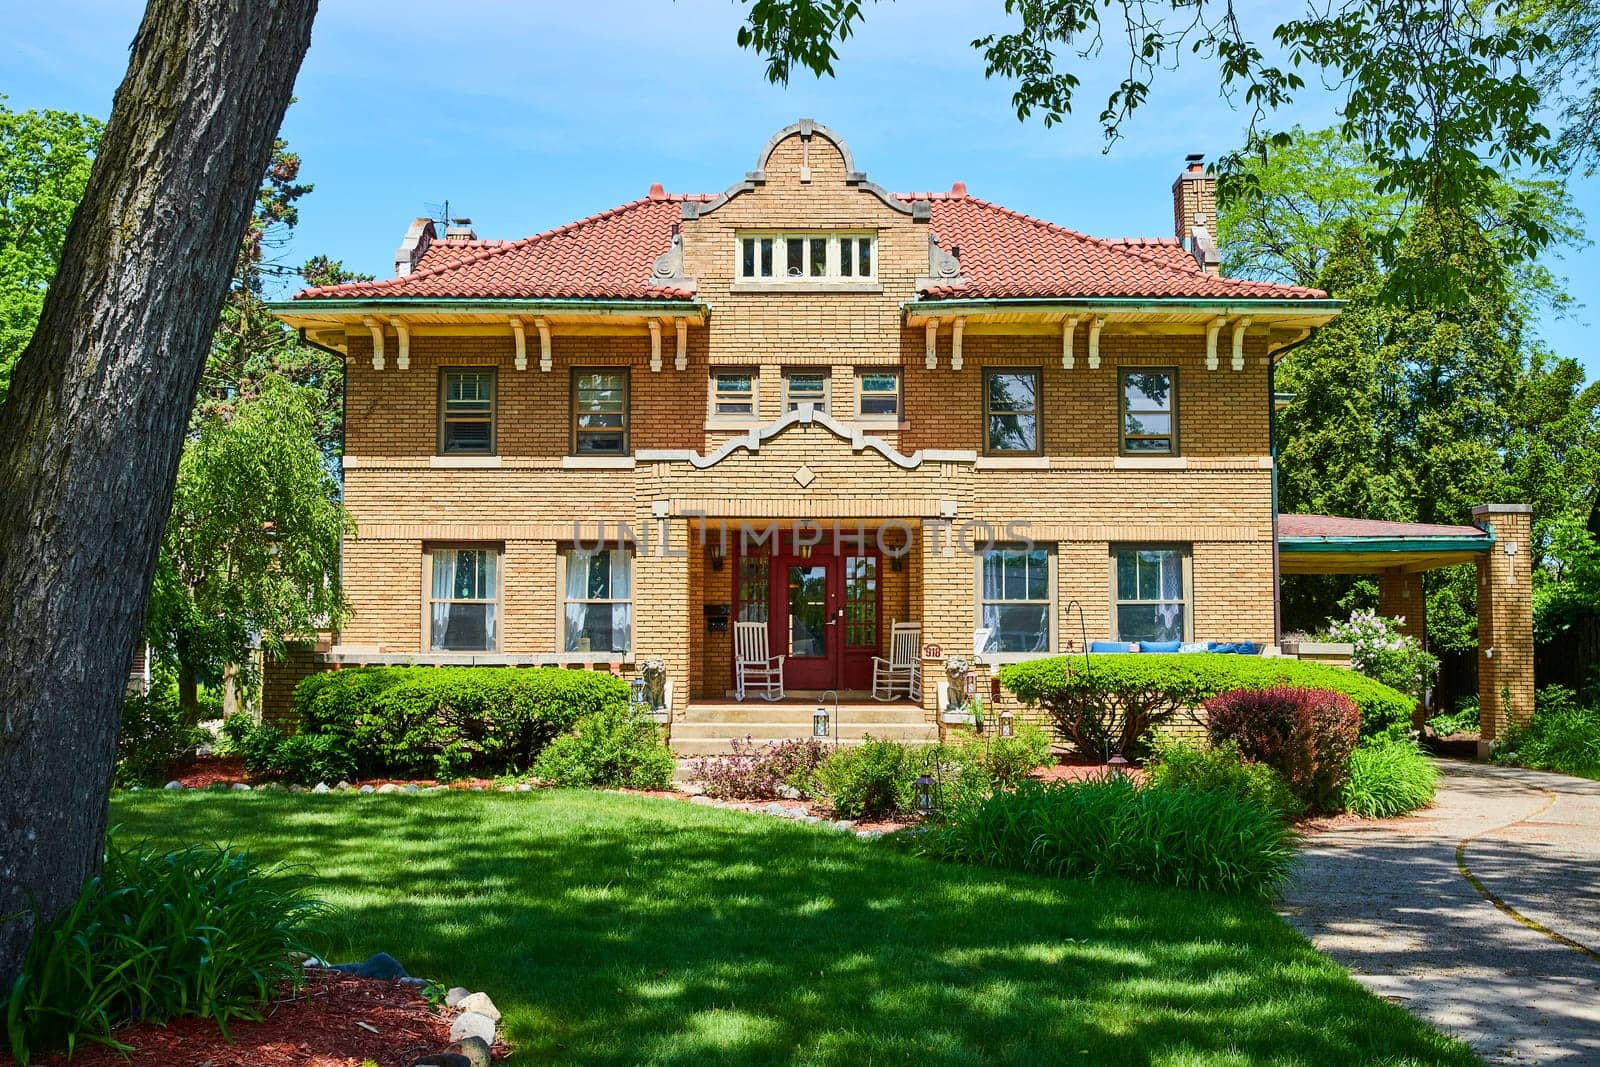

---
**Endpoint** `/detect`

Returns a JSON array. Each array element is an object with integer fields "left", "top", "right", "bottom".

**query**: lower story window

[
  {"left": 978, "top": 545, "right": 1054, "bottom": 654},
  {"left": 428, "top": 546, "right": 499, "bottom": 652},
  {"left": 562, "top": 547, "right": 633, "bottom": 654},
  {"left": 1113, "top": 546, "right": 1188, "bottom": 643}
]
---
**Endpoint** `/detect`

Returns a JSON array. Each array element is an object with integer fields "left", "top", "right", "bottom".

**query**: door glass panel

[
  {"left": 737, "top": 556, "right": 769, "bottom": 622},
  {"left": 788, "top": 565, "right": 828, "bottom": 657},
  {"left": 843, "top": 556, "right": 877, "bottom": 648}
]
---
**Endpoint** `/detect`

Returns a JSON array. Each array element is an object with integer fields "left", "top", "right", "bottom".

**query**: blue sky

[{"left": 5, "top": 1, "right": 1595, "bottom": 371}]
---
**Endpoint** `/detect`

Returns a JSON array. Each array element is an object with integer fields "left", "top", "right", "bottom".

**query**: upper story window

[
  {"left": 856, "top": 369, "right": 900, "bottom": 421},
  {"left": 1120, "top": 369, "right": 1178, "bottom": 454},
  {"left": 984, "top": 368, "right": 1042, "bottom": 455},
  {"left": 783, "top": 370, "right": 829, "bottom": 413},
  {"left": 711, "top": 369, "right": 758, "bottom": 418},
  {"left": 439, "top": 369, "right": 496, "bottom": 455},
  {"left": 571, "top": 368, "right": 629, "bottom": 455},
  {"left": 738, "top": 231, "right": 876, "bottom": 282}
]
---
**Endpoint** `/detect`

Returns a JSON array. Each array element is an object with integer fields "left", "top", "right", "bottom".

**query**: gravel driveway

[{"left": 1281, "top": 759, "right": 1600, "bottom": 1065}]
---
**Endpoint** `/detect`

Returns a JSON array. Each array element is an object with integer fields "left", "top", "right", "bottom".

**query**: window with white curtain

[
  {"left": 977, "top": 545, "right": 1055, "bottom": 655},
  {"left": 561, "top": 547, "right": 633, "bottom": 654},
  {"left": 427, "top": 546, "right": 499, "bottom": 651},
  {"left": 1113, "top": 546, "right": 1189, "bottom": 642}
]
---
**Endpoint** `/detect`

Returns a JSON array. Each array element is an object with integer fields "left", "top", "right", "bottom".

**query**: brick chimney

[
  {"left": 394, "top": 217, "right": 436, "bottom": 277},
  {"left": 444, "top": 218, "right": 478, "bottom": 242},
  {"left": 1172, "top": 153, "right": 1221, "bottom": 274}
]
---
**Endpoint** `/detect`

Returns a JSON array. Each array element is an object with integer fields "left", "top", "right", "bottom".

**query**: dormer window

[{"left": 738, "top": 231, "right": 876, "bottom": 282}]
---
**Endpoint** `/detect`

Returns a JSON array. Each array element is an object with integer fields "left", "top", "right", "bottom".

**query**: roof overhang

[
  {"left": 901, "top": 297, "right": 1341, "bottom": 349},
  {"left": 267, "top": 298, "right": 709, "bottom": 353},
  {"left": 1277, "top": 533, "right": 1494, "bottom": 574}
]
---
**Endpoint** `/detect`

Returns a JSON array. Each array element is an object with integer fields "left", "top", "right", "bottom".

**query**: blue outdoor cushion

[
  {"left": 1141, "top": 640, "right": 1182, "bottom": 653},
  {"left": 1088, "top": 641, "right": 1132, "bottom": 653},
  {"left": 1206, "top": 641, "right": 1262, "bottom": 655}
]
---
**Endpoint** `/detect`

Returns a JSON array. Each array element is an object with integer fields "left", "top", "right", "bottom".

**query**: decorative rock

[
  {"left": 311, "top": 782, "right": 331, "bottom": 794},
  {"left": 832, "top": 820, "right": 854, "bottom": 832},
  {"left": 689, "top": 795, "right": 716, "bottom": 806},
  {"left": 448, "top": 1010, "right": 496, "bottom": 1046},
  {"left": 410, "top": 1055, "right": 471, "bottom": 1067},
  {"left": 497, "top": 785, "right": 517, "bottom": 793},
  {"left": 128, "top": 785, "right": 141, "bottom": 792},
  {"left": 377, "top": 783, "right": 401, "bottom": 794},
  {"left": 164, "top": 780, "right": 183, "bottom": 790},
  {"left": 775, "top": 784, "right": 804, "bottom": 800},
  {"left": 470, "top": 785, "right": 486, "bottom": 791},
  {"left": 456, "top": 991, "right": 500, "bottom": 1023},
  {"left": 443, "top": 986, "right": 471, "bottom": 1007},
  {"left": 856, "top": 829, "right": 885, "bottom": 840},
  {"left": 680, "top": 782, "right": 706, "bottom": 796},
  {"left": 398, "top": 976, "right": 430, "bottom": 986},
  {"left": 404, "top": 784, "right": 420, "bottom": 794},
  {"left": 335, "top": 780, "right": 352, "bottom": 791},
  {"left": 764, "top": 802, "right": 787, "bottom": 816},
  {"left": 230, "top": 782, "right": 251, "bottom": 791},
  {"left": 329, "top": 951, "right": 407, "bottom": 980},
  {"left": 359, "top": 784, "right": 376, "bottom": 795},
  {"left": 444, "top": 1037, "right": 492, "bottom": 1067},
  {"left": 516, "top": 783, "right": 533, "bottom": 792},
  {"left": 302, "top": 956, "right": 324, "bottom": 968},
  {"left": 802, "top": 815, "right": 823, "bottom": 825},
  {"left": 288, "top": 784, "right": 306, "bottom": 794}
]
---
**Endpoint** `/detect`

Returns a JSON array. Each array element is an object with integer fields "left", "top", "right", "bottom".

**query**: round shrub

[
  {"left": 1342, "top": 741, "right": 1439, "bottom": 817},
  {"left": 1147, "top": 736, "right": 1304, "bottom": 821},
  {"left": 533, "top": 705, "right": 675, "bottom": 789},
  {"left": 811, "top": 737, "right": 917, "bottom": 819},
  {"left": 293, "top": 666, "right": 630, "bottom": 779},
  {"left": 1205, "top": 687, "right": 1359, "bottom": 813},
  {"left": 114, "top": 690, "right": 206, "bottom": 787},
  {"left": 1000, "top": 653, "right": 1414, "bottom": 758}
]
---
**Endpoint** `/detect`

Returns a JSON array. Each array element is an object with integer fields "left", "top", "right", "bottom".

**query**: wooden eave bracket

[
  {"left": 1231, "top": 317, "right": 1252, "bottom": 371},
  {"left": 1087, "top": 317, "right": 1105, "bottom": 370},
  {"left": 950, "top": 317, "right": 965, "bottom": 371},
  {"left": 510, "top": 318, "right": 527, "bottom": 371},
  {"left": 363, "top": 316, "right": 386, "bottom": 371},
  {"left": 535, "top": 318, "right": 552, "bottom": 372},
  {"left": 1060, "top": 315, "right": 1080, "bottom": 369},
  {"left": 924, "top": 318, "right": 940, "bottom": 370},
  {"left": 674, "top": 319, "right": 688, "bottom": 371},
  {"left": 1205, "top": 316, "right": 1227, "bottom": 371},
  {"left": 649, "top": 320, "right": 663, "bottom": 373}
]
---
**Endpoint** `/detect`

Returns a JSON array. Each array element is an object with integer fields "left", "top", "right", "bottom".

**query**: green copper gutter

[
  {"left": 1277, "top": 534, "right": 1493, "bottom": 554},
  {"left": 902, "top": 296, "right": 1345, "bottom": 315},
  {"left": 264, "top": 297, "right": 708, "bottom": 315}
]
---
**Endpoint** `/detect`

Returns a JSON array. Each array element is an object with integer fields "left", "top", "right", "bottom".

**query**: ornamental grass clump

[
  {"left": 3, "top": 842, "right": 323, "bottom": 1063},
  {"left": 1342, "top": 741, "right": 1440, "bottom": 817},
  {"left": 1205, "top": 687, "right": 1359, "bottom": 813},
  {"left": 916, "top": 776, "right": 1296, "bottom": 898},
  {"left": 1494, "top": 686, "right": 1600, "bottom": 779}
]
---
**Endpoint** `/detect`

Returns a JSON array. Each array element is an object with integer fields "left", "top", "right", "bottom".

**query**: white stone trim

[
  {"left": 975, "top": 456, "right": 1052, "bottom": 470},
  {"left": 562, "top": 455, "right": 637, "bottom": 469},
  {"left": 429, "top": 455, "right": 503, "bottom": 469},
  {"left": 1112, "top": 456, "right": 1189, "bottom": 470},
  {"left": 636, "top": 406, "right": 976, "bottom": 471}
]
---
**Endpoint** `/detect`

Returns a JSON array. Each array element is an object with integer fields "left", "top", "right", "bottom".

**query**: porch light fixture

[
  {"left": 813, "top": 705, "right": 830, "bottom": 738},
  {"left": 711, "top": 543, "right": 725, "bottom": 572},
  {"left": 914, "top": 774, "right": 935, "bottom": 815},
  {"left": 999, "top": 711, "right": 1014, "bottom": 739}
]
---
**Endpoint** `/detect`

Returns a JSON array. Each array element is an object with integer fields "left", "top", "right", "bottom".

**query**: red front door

[{"left": 737, "top": 547, "right": 880, "bottom": 691}]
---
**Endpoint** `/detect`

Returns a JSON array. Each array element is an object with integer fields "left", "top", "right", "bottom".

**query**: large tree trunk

[{"left": 0, "top": 0, "right": 317, "bottom": 989}]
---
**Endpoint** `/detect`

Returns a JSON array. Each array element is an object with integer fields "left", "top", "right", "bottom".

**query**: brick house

[{"left": 267, "top": 120, "right": 1531, "bottom": 751}]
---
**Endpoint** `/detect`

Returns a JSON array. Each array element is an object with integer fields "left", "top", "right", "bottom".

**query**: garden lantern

[
  {"left": 999, "top": 711, "right": 1014, "bottom": 738},
  {"left": 629, "top": 676, "right": 649, "bottom": 708},
  {"left": 813, "top": 704, "right": 830, "bottom": 738},
  {"left": 914, "top": 773, "right": 935, "bottom": 815}
]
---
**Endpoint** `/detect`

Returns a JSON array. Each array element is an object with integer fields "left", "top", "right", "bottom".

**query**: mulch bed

[{"left": 6, "top": 973, "right": 461, "bottom": 1067}]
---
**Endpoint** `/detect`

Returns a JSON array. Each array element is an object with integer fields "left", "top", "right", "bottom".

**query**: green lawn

[{"left": 109, "top": 791, "right": 1474, "bottom": 1065}]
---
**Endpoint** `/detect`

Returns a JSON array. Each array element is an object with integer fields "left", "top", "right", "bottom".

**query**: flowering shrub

[
  {"left": 1324, "top": 610, "right": 1438, "bottom": 706},
  {"left": 1205, "top": 687, "right": 1360, "bottom": 813},
  {"left": 685, "top": 737, "right": 829, "bottom": 799}
]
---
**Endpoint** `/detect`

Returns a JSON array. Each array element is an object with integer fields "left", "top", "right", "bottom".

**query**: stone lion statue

[
  {"left": 944, "top": 656, "right": 972, "bottom": 712},
  {"left": 639, "top": 657, "right": 668, "bottom": 711}
]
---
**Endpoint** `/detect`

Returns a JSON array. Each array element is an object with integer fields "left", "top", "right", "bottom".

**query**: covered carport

[{"left": 1277, "top": 505, "right": 1533, "bottom": 756}]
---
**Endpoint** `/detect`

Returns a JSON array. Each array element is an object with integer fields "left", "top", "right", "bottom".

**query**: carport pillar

[
  {"left": 1472, "top": 504, "right": 1534, "bottom": 757},
  {"left": 1377, "top": 568, "right": 1428, "bottom": 726}
]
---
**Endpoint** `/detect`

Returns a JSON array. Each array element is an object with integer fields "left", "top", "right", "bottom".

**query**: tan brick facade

[
  {"left": 1474, "top": 506, "right": 1535, "bottom": 741},
  {"left": 276, "top": 124, "right": 1314, "bottom": 735}
]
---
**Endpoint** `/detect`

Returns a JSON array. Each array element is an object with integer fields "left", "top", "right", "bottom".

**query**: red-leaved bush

[
  {"left": 685, "top": 737, "right": 829, "bottom": 799},
  {"left": 1204, "top": 687, "right": 1359, "bottom": 813}
]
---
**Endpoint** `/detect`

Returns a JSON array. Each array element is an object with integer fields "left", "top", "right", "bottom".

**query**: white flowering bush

[{"left": 1324, "top": 610, "right": 1438, "bottom": 703}]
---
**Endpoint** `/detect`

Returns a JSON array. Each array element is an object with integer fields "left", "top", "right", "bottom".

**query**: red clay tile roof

[
  {"left": 292, "top": 187, "right": 1326, "bottom": 303},
  {"left": 1278, "top": 514, "right": 1489, "bottom": 540},
  {"left": 293, "top": 196, "right": 713, "bottom": 302},
  {"left": 909, "top": 192, "right": 1326, "bottom": 300}
]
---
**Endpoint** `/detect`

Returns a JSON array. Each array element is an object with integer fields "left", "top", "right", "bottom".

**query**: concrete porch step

[
  {"left": 671, "top": 731, "right": 938, "bottom": 757},
  {"left": 682, "top": 702, "right": 927, "bottom": 726},
  {"left": 672, "top": 719, "right": 935, "bottom": 741}
]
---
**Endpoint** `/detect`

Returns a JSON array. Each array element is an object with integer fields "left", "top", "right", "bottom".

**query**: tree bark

[{"left": 0, "top": 0, "right": 317, "bottom": 989}]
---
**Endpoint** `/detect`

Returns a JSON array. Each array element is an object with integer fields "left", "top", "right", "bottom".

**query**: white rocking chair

[
  {"left": 872, "top": 620, "right": 922, "bottom": 701},
  {"left": 734, "top": 620, "right": 785, "bottom": 702}
]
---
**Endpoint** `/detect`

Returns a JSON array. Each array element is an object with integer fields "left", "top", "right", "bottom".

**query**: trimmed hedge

[
  {"left": 292, "top": 666, "right": 630, "bottom": 779},
  {"left": 1000, "top": 653, "right": 1414, "bottom": 756}
]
